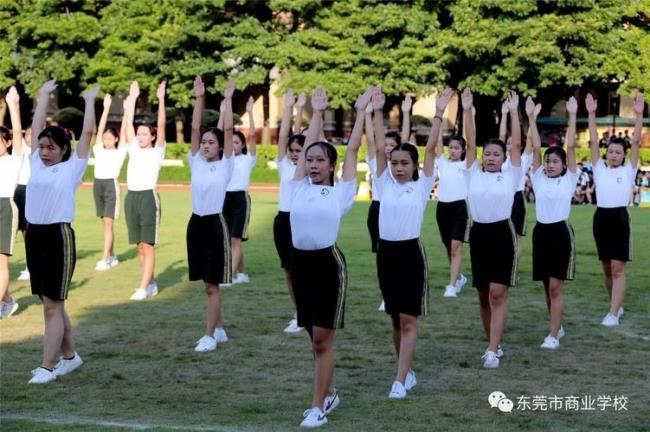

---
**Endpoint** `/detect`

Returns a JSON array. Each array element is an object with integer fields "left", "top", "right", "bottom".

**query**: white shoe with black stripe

[{"left": 300, "top": 407, "right": 327, "bottom": 428}]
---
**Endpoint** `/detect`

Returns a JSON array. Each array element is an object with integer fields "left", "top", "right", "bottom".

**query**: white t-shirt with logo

[
  {"left": 188, "top": 152, "right": 234, "bottom": 216},
  {"left": 289, "top": 178, "right": 356, "bottom": 250},
  {"left": 226, "top": 154, "right": 256, "bottom": 192},
  {"left": 126, "top": 141, "right": 165, "bottom": 191},
  {"left": 531, "top": 167, "right": 579, "bottom": 223},
  {"left": 465, "top": 160, "right": 523, "bottom": 223},
  {"left": 593, "top": 158, "right": 636, "bottom": 208},
  {"left": 277, "top": 155, "right": 297, "bottom": 212},
  {"left": 436, "top": 155, "right": 468, "bottom": 202},
  {"left": 93, "top": 144, "right": 127, "bottom": 180}
]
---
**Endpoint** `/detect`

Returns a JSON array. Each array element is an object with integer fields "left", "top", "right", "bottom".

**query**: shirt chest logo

[
  {"left": 320, "top": 188, "right": 330, "bottom": 196},
  {"left": 616, "top": 177, "right": 622, "bottom": 183},
  {"left": 210, "top": 166, "right": 216, "bottom": 172},
  {"left": 496, "top": 175, "right": 503, "bottom": 182},
  {"left": 51, "top": 167, "right": 59, "bottom": 174}
]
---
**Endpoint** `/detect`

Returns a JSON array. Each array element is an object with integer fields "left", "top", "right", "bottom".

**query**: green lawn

[{"left": 1, "top": 190, "right": 649, "bottom": 431}]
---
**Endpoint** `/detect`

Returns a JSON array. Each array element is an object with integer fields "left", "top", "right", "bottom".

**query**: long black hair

[
  {"left": 0, "top": 126, "right": 12, "bottom": 154},
  {"left": 233, "top": 131, "right": 248, "bottom": 155},
  {"left": 305, "top": 141, "right": 337, "bottom": 185},
  {"left": 543, "top": 146, "right": 567, "bottom": 176},
  {"left": 38, "top": 126, "right": 72, "bottom": 161},
  {"left": 390, "top": 142, "right": 419, "bottom": 181},
  {"left": 202, "top": 126, "right": 225, "bottom": 159}
]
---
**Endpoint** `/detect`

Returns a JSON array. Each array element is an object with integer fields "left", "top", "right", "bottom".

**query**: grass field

[{"left": 1, "top": 189, "right": 649, "bottom": 432}]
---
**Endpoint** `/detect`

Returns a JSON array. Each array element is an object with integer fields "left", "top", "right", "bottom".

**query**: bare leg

[
  {"left": 138, "top": 243, "right": 155, "bottom": 289},
  {"left": 548, "top": 277, "right": 564, "bottom": 338},
  {"left": 390, "top": 313, "right": 400, "bottom": 357},
  {"left": 601, "top": 261, "right": 613, "bottom": 299},
  {"left": 60, "top": 306, "right": 76, "bottom": 358},
  {"left": 448, "top": 240, "right": 463, "bottom": 286},
  {"left": 204, "top": 283, "right": 221, "bottom": 336},
  {"left": 609, "top": 260, "right": 626, "bottom": 316},
  {"left": 311, "top": 326, "right": 335, "bottom": 410},
  {"left": 395, "top": 314, "right": 417, "bottom": 384},
  {"left": 284, "top": 269, "right": 296, "bottom": 307},
  {"left": 487, "top": 283, "right": 508, "bottom": 353},
  {"left": 478, "top": 288, "right": 491, "bottom": 339},
  {"left": 0, "top": 254, "right": 10, "bottom": 302},
  {"left": 41, "top": 298, "right": 65, "bottom": 369},
  {"left": 231, "top": 237, "right": 243, "bottom": 275},
  {"left": 101, "top": 217, "right": 115, "bottom": 261}
]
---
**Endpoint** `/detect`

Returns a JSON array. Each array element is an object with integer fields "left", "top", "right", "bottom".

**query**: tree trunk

[
  {"left": 175, "top": 108, "right": 185, "bottom": 144},
  {"left": 0, "top": 95, "right": 6, "bottom": 126}
]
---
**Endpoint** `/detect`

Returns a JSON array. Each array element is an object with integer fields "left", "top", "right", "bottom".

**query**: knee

[
  {"left": 42, "top": 300, "right": 62, "bottom": 317},
  {"left": 610, "top": 262, "right": 626, "bottom": 279},
  {"left": 205, "top": 285, "right": 218, "bottom": 296},
  {"left": 549, "top": 282, "right": 563, "bottom": 299},
  {"left": 399, "top": 316, "right": 416, "bottom": 333},
  {"left": 391, "top": 314, "right": 400, "bottom": 330},
  {"left": 450, "top": 243, "right": 461, "bottom": 258},
  {"left": 312, "top": 337, "right": 331, "bottom": 356},
  {"left": 489, "top": 289, "right": 506, "bottom": 307}
]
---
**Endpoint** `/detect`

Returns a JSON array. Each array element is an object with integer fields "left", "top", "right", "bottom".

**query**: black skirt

[
  {"left": 435, "top": 199, "right": 470, "bottom": 248},
  {"left": 469, "top": 220, "right": 517, "bottom": 289},
  {"left": 593, "top": 207, "right": 632, "bottom": 262},
  {"left": 186, "top": 213, "right": 232, "bottom": 285},
  {"left": 273, "top": 211, "right": 293, "bottom": 269},
  {"left": 510, "top": 191, "right": 527, "bottom": 236},
  {"left": 223, "top": 191, "right": 251, "bottom": 240},
  {"left": 366, "top": 200, "right": 380, "bottom": 253},
  {"left": 532, "top": 221, "right": 576, "bottom": 281}
]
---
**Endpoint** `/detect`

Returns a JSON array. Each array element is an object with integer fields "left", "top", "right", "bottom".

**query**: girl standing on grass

[
  {"left": 291, "top": 87, "right": 366, "bottom": 428},
  {"left": 93, "top": 94, "right": 128, "bottom": 271},
  {"left": 464, "top": 89, "right": 522, "bottom": 369},
  {"left": 0, "top": 87, "right": 23, "bottom": 319},
  {"left": 587, "top": 93, "right": 644, "bottom": 327},
  {"left": 123, "top": 80, "right": 166, "bottom": 301},
  {"left": 222, "top": 96, "right": 256, "bottom": 285},
  {"left": 187, "top": 77, "right": 235, "bottom": 352},
  {"left": 372, "top": 87, "right": 449, "bottom": 399},
  {"left": 274, "top": 89, "right": 306, "bottom": 334},
  {"left": 529, "top": 96, "right": 577, "bottom": 349},
  {"left": 366, "top": 95, "right": 410, "bottom": 311},
  {"left": 27, "top": 81, "right": 99, "bottom": 384}
]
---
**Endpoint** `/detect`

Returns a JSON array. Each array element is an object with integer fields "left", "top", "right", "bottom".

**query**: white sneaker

[
  {"left": 17, "top": 269, "right": 30, "bottom": 281},
  {"left": 558, "top": 326, "right": 565, "bottom": 340},
  {"left": 28, "top": 367, "right": 56, "bottom": 384},
  {"left": 617, "top": 307, "right": 624, "bottom": 319},
  {"left": 0, "top": 300, "right": 19, "bottom": 318},
  {"left": 109, "top": 256, "right": 119, "bottom": 268},
  {"left": 147, "top": 282, "right": 158, "bottom": 297},
  {"left": 482, "top": 350, "right": 500, "bottom": 368},
  {"left": 300, "top": 407, "right": 327, "bottom": 428},
  {"left": 95, "top": 260, "right": 112, "bottom": 271},
  {"left": 53, "top": 353, "right": 83, "bottom": 376},
  {"left": 496, "top": 345, "right": 504, "bottom": 358},
  {"left": 601, "top": 313, "right": 619, "bottom": 327},
  {"left": 443, "top": 285, "right": 457, "bottom": 298},
  {"left": 378, "top": 301, "right": 385, "bottom": 311},
  {"left": 213, "top": 327, "right": 228, "bottom": 343},
  {"left": 130, "top": 288, "right": 147, "bottom": 301},
  {"left": 405, "top": 369, "right": 417, "bottom": 391},
  {"left": 195, "top": 335, "right": 217, "bottom": 352},
  {"left": 540, "top": 335, "right": 560, "bottom": 350},
  {"left": 388, "top": 380, "right": 407, "bottom": 399},
  {"left": 234, "top": 273, "right": 249, "bottom": 284},
  {"left": 455, "top": 274, "right": 467, "bottom": 293},
  {"left": 283, "top": 318, "right": 303, "bottom": 333},
  {"left": 323, "top": 389, "right": 340, "bottom": 414}
]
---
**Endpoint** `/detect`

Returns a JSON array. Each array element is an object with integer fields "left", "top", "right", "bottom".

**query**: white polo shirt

[
  {"left": 26, "top": 152, "right": 88, "bottom": 224},
  {"left": 593, "top": 158, "right": 636, "bottom": 208},
  {"left": 531, "top": 166, "right": 579, "bottom": 223},
  {"left": 0, "top": 154, "right": 22, "bottom": 197},
  {"left": 188, "top": 152, "right": 234, "bottom": 216},
  {"left": 277, "top": 155, "right": 297, "bottom": 212},
  {"left": 435, "top": 155, "right": 467, "bottom": 202},
  {"left": 126, "top": 141, "right": 165, "bottom": 191},
  {"left": 17, "top": 142, "right": 31, "bottom": 186},
  {"left": 375, "top": 169, "right": 435, "bottom": 241},
  {"left": 465, "top": 160, "right": 522, "bottom": 223},
  {"left": 504, "top": 153, "right": 533, "bottom": 192},
  {"left": 93, "top": 144, "right": 127, "bottom": 180},
  {"left": 226, "top": 154, "right": 256, "bottom": 192},
  {"left": 289, "top": 178, "right": 356, "bottom": 250}
]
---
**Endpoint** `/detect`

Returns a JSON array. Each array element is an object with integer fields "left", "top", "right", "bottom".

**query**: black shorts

[
  {"left": 469, "top": 220, "right": 517, "bottom": 289},
  {"left": 436, "top": 199, "right": 470, "bottom": 248},
  {"left": 593, "top": 207, "right": 632, "bottom": 262},
  {"left": 377, "top": 238, "right": 429, "bottom": 317},
  {"left": 366, "top": 201, "right": 380, "bottom": 253},
  {"left": 273, "top": 211, "right": 293, "bottom": 269},
  {"left": 26, "top": 223, "right": 76, "bottom": 301},
  {"left": 0, "top": 198, "right": 18, "bottom": 255},
  {"left": 125, "top": 189, "right": 161, "bottom": 245},
  {"left": 510, "top": 191, "right": 527, "bottom": 236},
  {"left": 532, "top": 221, "right": 576, "bottom": 281},
  {"left": 93, "top": 178, "right": 120, "bottom": 219},
  {"left": 291, "top": 245, "right": 347, "bottom": 329},
  {"left": 223, "top": 191, "right": 251, "bottom": 240},
  {"left": 187, "top": 213, "right": 232, "bottom": 285},
  {"left": 13, "top": 184, "right": 27, "bottom": 231}
]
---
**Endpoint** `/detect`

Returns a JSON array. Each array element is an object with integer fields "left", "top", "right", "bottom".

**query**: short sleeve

[
  {"left": 222, "top": 154, "right": 235, "bottom": 183},
  {"left": 155, "top": 145, "right": 166, "bottom": 161},
  {"left": 565, "top": 169, "right": 579, "bottom": 189},
  {"left": 418, "top": 172, "right": 436, "bottom": 202},
  {"left": 366, "top": 156, "right": 377, "bottom": 176},
  {"left": 373, "top": 169, "right": 392, "bottom": 200},
  {"left": 521, "top": 153, "right": 533, "bottom": 172},
  {"left": 509, "top": 165, "right": 523, "bottom": 193},
  {"left": 463, "top": 160, "right": 478, "bottom": 186},
  {"left": 70, "top": 152, "right": 89, "bottom": 185},
  {"left": 277, "top": 155, "right": 291, "bottom": 178},
  {"left": 247, "top": 154, "right": 257, "bottom": 170},
  {"left": 336, "top": 179, "right": 357, "bottom": 217},
  {"left": 531, "top": 165, "right": 544, "bottom": 187},
  {"left": 187, "top": 150, "right": 198, "bottom": 171},
  {"left": 435, "top": 154, "right": 448, "bottom": 170},
  {"left": 289, "top": 177, "right": 310, "bottom": 207},
  {"left": 625, "top": 161, "right": 636, "bottom": 185}
]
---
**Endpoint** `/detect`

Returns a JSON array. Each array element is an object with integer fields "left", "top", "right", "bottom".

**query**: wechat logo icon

[{"left": 488, "top": 391, "right": 514, "bottom": 413}]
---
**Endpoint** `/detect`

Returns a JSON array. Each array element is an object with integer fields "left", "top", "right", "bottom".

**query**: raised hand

[
  {"left": 454, "top": 87, "right": 474, "bottom": 110},
  {"left": 355, "top": 86, "right": 373, "bottom": 112},
  {"left": 103, "top": 94, "right": 112, "bottom": 109},
  {"left": 296, "top": 92, "right": 306, "bottom": 108},
  {"left": 506, "top": 90, "right": 519, "bottom": 111},
  {"left": 311, "top": 87, "right": 328, "bottom": 112},
  {"left": 223, "top": 80, "right": 235, "bottom": 99},
  {"left": 156, "top": 81, "right": 166, "bottom": 100},
  {"left": 566, "top": 96, "right": 577, "bottom": 114},
  {"left": 437, "top": 88, "right": 454, "bottom": 112},
  {"left": 5, "top": 86, "right": 19, "bottom": 105},
  {"left": 82, "top": 86, "right": 101, "bottom": 101},
  {"left": 193, "top": 76, "right": 205, "bottom": 98},
  {"left": 365, "top": 101, "right": 374, "bottom": 114},
  {"left": 371, "top": 86, "right": 385, "bottom": 111},
  {"left": 401, "top": 95, "right": 412, "bottom": 112},
  {"left": 283, "top": 89, "right": 295, "bottom": 109},
  {"left": 534, "top": 103, "right": 542, "bottom": 119},
  {"left": 501, "top": 101, "right": 508, "bottom": 114},
  {"left": 633, "top": 92, "right": 644, "bottom": 115},
  {"left": 39, "top": 79, "right": 57, "bottom": 96},
  {"left": 525, "top": 96, "right": 535, "bottom": 117},
  {"left": 129, "top": 81, "right": 140, "bottom": 99},
  {"left": 585, "top": 93, "right": 597, "bottom": 113},
  {"left": 246, "top": 96, "right": 254, "bottom": 113}
]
